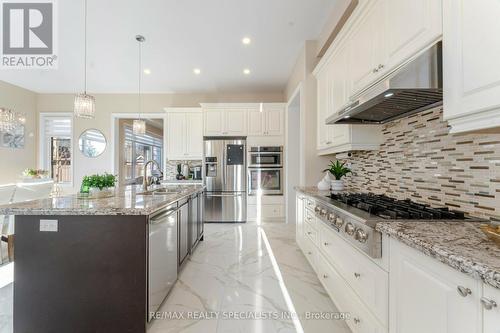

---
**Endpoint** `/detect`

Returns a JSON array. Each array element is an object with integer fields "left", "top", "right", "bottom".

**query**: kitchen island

[{"left": 0, "top": 184, "right": 204, "bottom": 333}]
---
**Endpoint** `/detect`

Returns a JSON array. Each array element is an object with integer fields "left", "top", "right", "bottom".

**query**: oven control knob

[
  {"left": 345, "top": 223, "right": 355, "bottom": 236},
  {"left": 328, "top": 213, "right": 336, "bottom": 222},
  {"left": 314, "top": 206, "right": 321, "bottom": 214},
  {"left": 335, "top": 217, "right": 344, "bottom": 228},
  {"left": 355, "top": 229, "right": 369, "bottom": 243},
  {"left": 320, "top": 208, "right": 327, "bottom": 216}
]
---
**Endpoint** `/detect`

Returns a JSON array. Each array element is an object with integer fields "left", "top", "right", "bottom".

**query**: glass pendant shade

[
  {"left": 73, "top": 93, "right": 96, "bottom": 119},
  {"left": 0, "top": 108, "right": 26, "bottom": 131},
  {"left": 133, "top": 119, "right": 146, "bottom": 135}
]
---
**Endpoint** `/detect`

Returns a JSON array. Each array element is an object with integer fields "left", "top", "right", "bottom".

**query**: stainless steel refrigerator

[{"left": 203, "top": 137, "right": 247, "bottom": 223}]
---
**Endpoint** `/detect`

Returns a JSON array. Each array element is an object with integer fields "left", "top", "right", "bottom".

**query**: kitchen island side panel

[{"left": 13, "top": 215, "right": 148, "bottom": 333}]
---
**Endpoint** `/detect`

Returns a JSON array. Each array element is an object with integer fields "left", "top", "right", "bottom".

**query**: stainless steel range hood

[{"left": 327, "top": 42, "right": 442, "bottom": 125}]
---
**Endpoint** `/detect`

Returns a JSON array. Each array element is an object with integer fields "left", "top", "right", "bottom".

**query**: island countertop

[{"left": 0, "top": 184, "right": 205, "bottom": 216}]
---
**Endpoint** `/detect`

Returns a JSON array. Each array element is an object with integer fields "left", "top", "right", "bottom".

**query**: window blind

[{"left": 44, "top": 117, "right": 72, "bottom": 137}]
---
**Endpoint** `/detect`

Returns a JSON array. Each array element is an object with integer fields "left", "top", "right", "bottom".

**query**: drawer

[
  {"left": 316, "top": 252, "right": 387, "bottom": 333},
  {"left": 301, "top": 234, "right": 317, "bottom": 272},
  {"left": 305, "top": 198, "right": 316, "bottom": 212},
  {"left": 318, "top": 222, "right": 388, "bottom": 326},
  {"left": 304, "top": 219, "right": 318, "bottom": 244},
  {"left": 304, "top": 209, "right": 316, "bottom": 228}
]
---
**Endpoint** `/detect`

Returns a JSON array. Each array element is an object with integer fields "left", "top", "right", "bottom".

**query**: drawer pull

[
  {"left": 353, "top": 318, "right": 360, "bottom": 324},
  {"left": 457, "top": 286, "right": 472, "bottom": 297},
  {"left": 480, "top": 297, "right": 497, "bottom": 310},
  {"left": 354, "top": 272, "right": 361, "bottom": 278},
  {"left": 308, "top": 251, "right": 312, "bottom": 255},
  {"left": 323, "top": 274, "right": 328, "bottom": 279},
  {"left": 323, "top": 242, "right": 329, "bottom": 246},
  {"left": 307, "top": 232, "right": 312, "bottom": 235}
]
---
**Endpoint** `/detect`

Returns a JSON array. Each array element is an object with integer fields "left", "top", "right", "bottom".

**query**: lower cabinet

[
  {"left": 482, "top": 284, "right": 500, "bottom": 333},
  {"left": 295, "top": 192, "right": 499, "bottom": 333},
  {"left": 389, "top": 239, "right": 482, "bottom": 333}
]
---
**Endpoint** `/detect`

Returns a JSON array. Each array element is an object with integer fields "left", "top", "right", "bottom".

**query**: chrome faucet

[{"left": 143, "top": 160, "right": 161, "bottom": 192}]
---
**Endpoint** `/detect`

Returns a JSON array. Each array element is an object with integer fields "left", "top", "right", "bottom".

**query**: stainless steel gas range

[{"left": 305, "top": 192, "right": 467, "bottom": 258}]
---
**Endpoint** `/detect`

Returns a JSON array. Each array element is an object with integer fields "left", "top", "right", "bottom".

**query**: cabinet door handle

[
  {"left": 353, "top": 318, "right": 360, "bottom": 324},
  {"left": 457, "top": 286, "right": 472, "bottom": 297},
  {"left": 354, "top": 272, "right": 361, "bottom": 278},
  {"left": 378, "top": 64, "right": 384, "bottom": 70},
  {"left": 323, "top": 274, "right": 328, "bottom": 279},
  {"left": 372, "top": 68, "right": 379, "bottom": 73},
  {"left": 480, "top": 297, "right": 497, "bottom": 310},
  {"left": 307, "top": 231, "right": 312, "bottom": 235},
  {"left": 323, "top": 242, "right": 329, "bottom": 246}
]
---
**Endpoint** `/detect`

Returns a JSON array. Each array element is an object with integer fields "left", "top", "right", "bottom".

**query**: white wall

[
  {"left": 36, "top": 92, "right": 284, "bottom": 192},
  {"left": 0, "top": 81, "right": 37, "bottom": 184},
  {"left": 285, "top": 41, "right": 330, "bottom": 187}
]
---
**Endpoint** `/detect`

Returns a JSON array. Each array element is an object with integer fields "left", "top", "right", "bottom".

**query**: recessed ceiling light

[
  {"left": 193, "top": 68, "right": 201, "bottom": 75},
  {"left": 242, "top": 37, "right": 251, "bottom": 45},
  {"left": 243, "top": 68, "right": 251, "bottom": 75},
  {"left": 143, "top": 68, "right": 151, "bottom": 75}
]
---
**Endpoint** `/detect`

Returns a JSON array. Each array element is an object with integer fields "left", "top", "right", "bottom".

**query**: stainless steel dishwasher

[
  {"left": 148, "top": 203, "right": 178, "bottom": 321},
  {"left": 178, "top": 199, "right": 189, "bottom": 267}
]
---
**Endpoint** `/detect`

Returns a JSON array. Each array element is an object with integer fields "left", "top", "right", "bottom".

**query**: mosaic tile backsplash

[{"left": 344, "top": 107, "right": 500, "bottom": 221}]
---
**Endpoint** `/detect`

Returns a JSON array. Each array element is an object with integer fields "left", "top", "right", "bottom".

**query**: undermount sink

[{"left": 138, "top": 188, "right": 180, "bottom": 196}]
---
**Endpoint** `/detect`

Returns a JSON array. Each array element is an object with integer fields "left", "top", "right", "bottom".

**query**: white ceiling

[{"left": 0, "top": 0, "right": 337, "bottom": 94}]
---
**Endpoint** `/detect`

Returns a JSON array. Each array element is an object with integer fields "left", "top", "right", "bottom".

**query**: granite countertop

[
  {"left": 295, "top": 186, "right": 500, "bottom": 290},
  {"left": 0, "top": 184, "right": 205, "bottom": 216}
]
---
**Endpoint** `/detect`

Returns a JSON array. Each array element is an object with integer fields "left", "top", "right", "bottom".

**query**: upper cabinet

[
  {"left": 202, "top": 106, "right": 247, "bottom": 136},
  {"left": 202, "top": 103, "right": 285, "bottom": 137},
  {"left": 166, "top": 109, "right": 203, "bottom": 160},
  {"left": 248, "top": 106, "right": 284, "bottom": 136},
  {"left": 314, "top": 0, "right": 442, "bottom": 155},
  {"left": 443, "top": 0, "right": 500, "bottom": 133}
]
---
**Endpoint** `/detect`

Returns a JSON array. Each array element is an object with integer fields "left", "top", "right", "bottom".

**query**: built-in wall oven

[{"left": 248, "top": 146, "right": 283, "bottom": 195}]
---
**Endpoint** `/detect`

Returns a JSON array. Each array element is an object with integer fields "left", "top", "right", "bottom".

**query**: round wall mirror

[{"left": 78, "top": 129, "right": 106, "bottom": 158}]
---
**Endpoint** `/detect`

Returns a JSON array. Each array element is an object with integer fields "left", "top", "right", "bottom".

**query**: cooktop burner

[{"left": 328, "top": 193, "right": 466, "bottom": 220}]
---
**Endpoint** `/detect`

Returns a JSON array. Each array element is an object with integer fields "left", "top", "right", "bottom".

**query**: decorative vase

[
  {"left": 89, "top": 187, "right": 115, "bottom": 199},
  {"left": 317, "top": 172, "right": 332, "bottom": 190},
  {"left": 331, "top": 179, "right": 345, "bottom": 192}
]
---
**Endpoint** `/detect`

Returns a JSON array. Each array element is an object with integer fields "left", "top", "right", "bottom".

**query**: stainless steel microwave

[{"left": 248, "top": 146, "right": 283, "bottom": 168}]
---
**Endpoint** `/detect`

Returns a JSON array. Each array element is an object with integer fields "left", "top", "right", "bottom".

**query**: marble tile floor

[
  {"left": 148, "top": 221, "right": 351, "bottom": 333},
  {"left": 0, "top": 221, "right": 351, "bottom": 333}
]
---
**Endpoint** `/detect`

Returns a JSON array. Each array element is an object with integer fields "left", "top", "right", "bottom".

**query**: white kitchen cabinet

[
  {"left": 482, "top": 284, "right": 500, "bottom": 333},
  {"left": 166, "top": 110, "right": 203, "bottom": 160},
  {"left": 203, "top": 109, "right": 225, "bottom": 136},
  {"left": 389, "top": 239, "right": 482, "bottom": 333},
  {"left": 295, "top": 194, "right": 305, "bottom": 248},
  {"left": 443, "top": 0, "right": 500, "bottom": 133},
  {"left": 348, "top": 0, "right": 385, "bottom": 96},
  {"left": 224, "top": 109, "right": 247, "bottom": 136},
  {"left": 247, "top": 106, "right": 284, "bottom": 137},
  {"left": 383, "top": 0, "right": 442, "bottom": 74},
  {"left": 185, "top": 112, "right": 203, "bottom": 158}
]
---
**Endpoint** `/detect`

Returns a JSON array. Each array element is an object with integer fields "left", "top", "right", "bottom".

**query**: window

[
  {"left": 39, "top": 114, "right": 72, "bottom": 184},
  {"left": 123, "top": 125, "right": 163, "bottom": 183}
]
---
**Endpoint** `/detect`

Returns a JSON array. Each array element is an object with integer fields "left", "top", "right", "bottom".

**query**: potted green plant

[
  {"left": 80, "top": 173, "right": 117, "bottom": 198},
  {"left": 323, "top": 160, "right": 351, "bottom": 191}
]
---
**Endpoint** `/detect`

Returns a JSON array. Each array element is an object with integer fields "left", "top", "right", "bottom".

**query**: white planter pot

[
  {"left": 89, "top": 187, "right": 115, "bottom": 199},
  {"left": 330, "top": 180, "right": 345, "bottom": 192}
]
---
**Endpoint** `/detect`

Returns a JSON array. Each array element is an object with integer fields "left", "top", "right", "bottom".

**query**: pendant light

[
  {"left": 133, "top": 35, "right": 146, "bottom": 135},
  {"left": 74, "top": 0, "right": 96, "bottom": 119}
]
